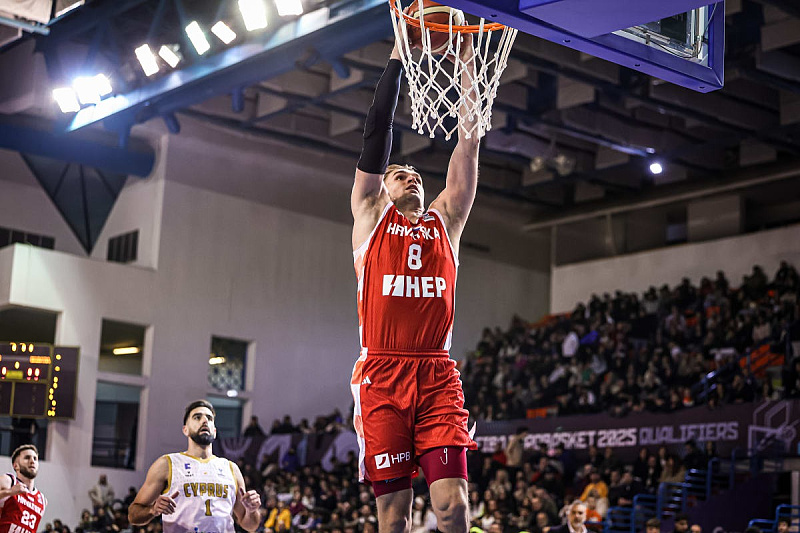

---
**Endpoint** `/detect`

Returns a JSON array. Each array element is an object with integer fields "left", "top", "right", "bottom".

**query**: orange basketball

[{"left": 405, "top": 1, "right": 466, "bottom": 55}]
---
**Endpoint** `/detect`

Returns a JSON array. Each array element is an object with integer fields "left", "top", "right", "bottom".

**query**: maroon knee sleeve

[
  {"left": 418, "top": 447, "right": 468, "bottom": 484},
  {"left": 372, "top": 476, "right": 412, "bottom": 497}
]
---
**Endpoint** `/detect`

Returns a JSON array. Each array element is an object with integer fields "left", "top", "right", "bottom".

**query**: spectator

[
  {"left": 583, "top": 493, "right": 603, "bottom": 522},
  {"left": 776, "top": 519, "right": 790, "bottom": 533},
  {"left": 690, "top": 525, "right": 702, "bottom": 533},
  {"left": 609, "top": 471, "right": 641, "bottom": 507},
  {"left": 411, "top": 496, "right": 437, "bottom": 533},
  {"left": 549, "top": 501, "right": 587, "bottom": 533},
  {"left": 88, "top": 475, "right": 114, "bottom": 512},
  {"left": 646, "top": 518, "right": 661, "bottom": 533},
  {"left": 683, "top": 440, "right": 706, "bottom": 471},
  {"left": 243, "top": 416, "right": 266, "bottom": 438},
  {"left": 264, "top": 499, "right": 291, "bottom": 532},
  {"left": 580, "top": 469, "right": 608, "bottom": 501},
  {"left": 659, "top": 455, "right": 686, "bottom": 484},
  {"left": 672, "top": 514, "right": 690, "bottom": 533},
  {"left": 505, "top": 427, "right": 527, "bottom": 478}
]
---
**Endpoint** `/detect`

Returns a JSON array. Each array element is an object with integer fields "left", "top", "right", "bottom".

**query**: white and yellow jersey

[{"left": 162, "top": 453, "right": 238, "bottom": 533}]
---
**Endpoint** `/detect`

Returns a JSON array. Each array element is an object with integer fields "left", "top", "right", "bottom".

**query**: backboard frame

[{"left": 437, "top": 0, "right": 725, "bottom": 92}]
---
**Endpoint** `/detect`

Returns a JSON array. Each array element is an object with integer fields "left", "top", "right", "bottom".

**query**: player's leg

[
  {"left": 355, "top": 355, "right": 417, "bottom": 533},
  {"left": 419, "top": 448, "right": 470, "bottom": 533},
  {"left": 415, "top": 358, "right": 476, "bottom": 533},
  {"left": 375, "top": 483, "right": 414, "bottom": 533}
]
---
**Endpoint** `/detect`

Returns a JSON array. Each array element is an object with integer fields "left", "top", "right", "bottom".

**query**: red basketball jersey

[
  {"left": 354, "top": 203, "right": 458, "bottom": 352},
  {"left": 0, "top": 475, "right": 47, "bottom": 533}
]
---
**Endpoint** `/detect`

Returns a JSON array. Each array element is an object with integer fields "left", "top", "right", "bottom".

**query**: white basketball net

[{"left": 389, "top": 1, "right": 518, "bottom": 141}]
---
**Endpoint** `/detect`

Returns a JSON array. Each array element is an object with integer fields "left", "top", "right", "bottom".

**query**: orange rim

[{"left": 388, "top": 0, "right": 508, "bottom": 33}]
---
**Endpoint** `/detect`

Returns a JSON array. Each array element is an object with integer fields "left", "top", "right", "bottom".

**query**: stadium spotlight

[
  {"left": 274, "top": 0, "right": 303, "bottom": 16},
  {"left": 52, "top": 87, "right": 80, "bottom": 113},
  {"left": 158, "top": 45, "right": 182, "bottom": 68},
  {"left": 135, "top": 44, "right": 160, "bottom": 76},
  {"left": 238, "top": 0, "right": 268, "bottom": 31},
  {"left": 185, "top": 21, "right": 211, "bottom": 55},
  {"left": 211, "top": 21, "right": 237, "bottom": 44},
  {"left": 72, "top": 74, "right": 112, "bottom": 105},
  {"left": 649, "top": 161, "right": 664, "bottom": 175}
]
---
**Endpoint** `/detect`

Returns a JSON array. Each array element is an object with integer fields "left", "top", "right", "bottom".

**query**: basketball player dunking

[
  {"left": 128, "top": 400, "right": 262, "bottom": 533},
  {"left": 350, "top": 32, "right": 478, "bottom": 533},
  {"left": 0, "top": 445, "right": 47, "bottom": 533}
]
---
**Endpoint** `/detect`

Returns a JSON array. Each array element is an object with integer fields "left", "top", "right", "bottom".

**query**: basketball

[{"left": 405, "top": 1, "right": 466, "bottom": 55}]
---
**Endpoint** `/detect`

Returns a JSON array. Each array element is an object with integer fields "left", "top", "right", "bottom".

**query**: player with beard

[
  {"left": 129, "top": 400, "right": 262, "bottom": 533},
  {"left": 0, "top": 445, "right": 47, "bottom": 533}
]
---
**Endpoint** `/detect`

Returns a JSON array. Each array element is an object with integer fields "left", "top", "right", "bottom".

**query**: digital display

[{"left": 0, "top": 342, "right": 79, "bottom": 419}]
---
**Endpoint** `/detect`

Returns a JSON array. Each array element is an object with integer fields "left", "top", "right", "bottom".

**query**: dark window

[
  {"left": 107, "top": 230, "right": 139, "bottom": 264},
  {"left": 0, "top": 226, "right": 55, "bottom": 251}
]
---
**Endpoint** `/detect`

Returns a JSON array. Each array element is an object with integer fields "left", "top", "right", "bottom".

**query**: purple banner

[{"left": 475, "top": 400, "right": 800, "bottom": 461}]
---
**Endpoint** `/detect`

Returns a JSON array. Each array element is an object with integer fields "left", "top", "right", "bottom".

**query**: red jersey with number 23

[
  {"left": 354, "top": 203, "right": 458, "bottom": 352},
  {"left": 0, "top": 474, "right": 47, "bottom": 533}
]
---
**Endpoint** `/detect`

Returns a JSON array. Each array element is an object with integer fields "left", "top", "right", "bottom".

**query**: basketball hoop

[{"left": 388, "top": 0, "right": 518, "bottom": 141}]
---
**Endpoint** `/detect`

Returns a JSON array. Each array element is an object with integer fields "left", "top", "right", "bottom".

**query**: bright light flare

[
  {"left": 211, "top": 21, "right": 237, "bottom": 44},
  {"left": 158, "top": 45, "right": 182, "bottom": 68},
  {"left": 52, "top": 87, "right": 80, "bottom": 113},
  {"left": 209, "top": 356, "right": 226, "bottom": 365},
  {"left": 238, "top": 0, "right": 268, "bottom": 31},
  {"left": 185, "top": 21, "right": 211, "bottom": 55},
  {"left": 274, "top": 0, "right": 303, "bottom": 16},
  {"left": 649, "top": 162, "right": 664, "bottom": 175},
  {"left": 72, "top": 75, "right": 111, "bottom": 105},
  {"left": 135, "top": 44, "right": 159, "bottom": 76}
]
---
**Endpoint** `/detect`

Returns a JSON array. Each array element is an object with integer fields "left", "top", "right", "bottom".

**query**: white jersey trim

[
  {"left": 353, "top": 202, "right": 394, "bottom": 257},
  {"left": 427, "top": 208, "right": 459, "bottom": 268}
]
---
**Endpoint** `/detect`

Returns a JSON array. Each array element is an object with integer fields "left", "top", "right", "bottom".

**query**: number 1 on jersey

[
  {"left": 407, "top": 244, "right": 422, "bottom": 270},
  {"left": 205, "top": 499, "right": 212, "bottom": 516}
]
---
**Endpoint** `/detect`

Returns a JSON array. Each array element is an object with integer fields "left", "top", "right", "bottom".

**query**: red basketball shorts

[{"left": 350, "top": 349, "right": 477, "bottom": 484}]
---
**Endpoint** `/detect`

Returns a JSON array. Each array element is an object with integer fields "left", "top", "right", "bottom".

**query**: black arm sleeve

[{"left": 356, "top": 58, "right": 403, "bottom": 175}]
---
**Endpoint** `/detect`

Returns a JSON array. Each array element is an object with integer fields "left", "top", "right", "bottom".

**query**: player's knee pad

[{"left": 418, "top": 446, "right": 468, "bottom": 485}]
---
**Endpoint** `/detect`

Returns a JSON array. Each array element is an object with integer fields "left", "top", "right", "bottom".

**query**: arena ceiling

[{"left": 0, "top": 0, "right": 799, "bottom": 250}]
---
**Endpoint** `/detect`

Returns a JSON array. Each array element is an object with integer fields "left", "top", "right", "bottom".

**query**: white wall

[
  {"left": 551, "top": 222, "right": 800, "bottom": 312},
  {"left": 0, "top": 127, "right": 549, "bottom": 525},
  {"left": 0, "top": 149, "right": 85, "bottom": 256}
]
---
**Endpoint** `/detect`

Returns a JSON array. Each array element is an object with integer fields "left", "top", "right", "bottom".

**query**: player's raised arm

[
  {"left": 230, "top": 461, "right": 262, "bottom": 532},
  {"left": 128, "top": 456, "right": 174, "bottom": 525},
  {"left": 351, "top": 44, "right": 403, "bottom": 249},
  {"left": 430, "top": 36, "right": 479, "bottom": 252}
]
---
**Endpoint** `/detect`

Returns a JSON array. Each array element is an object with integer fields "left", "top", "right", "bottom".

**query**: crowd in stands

[
  {"left": 58, "top": 419, "right": 782, "bottom": 533},
  {"left": 50, "top": 261, "right": 800, "bottom": 533},
  {"left": 461, "top": 261, "right": 800, "bottom": 421}
]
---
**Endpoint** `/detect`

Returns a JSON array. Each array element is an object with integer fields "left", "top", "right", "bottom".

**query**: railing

[
  {"left": 696, "top": 340, "right": 783, "bottom": 402},
  {"left": 747, "top": 504, "right": 800, "bottom": 533},
  {"left": 748, "top": 505, "right": 800, "bottom": 533}
]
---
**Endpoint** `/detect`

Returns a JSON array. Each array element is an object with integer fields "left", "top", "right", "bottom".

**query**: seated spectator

[
  {"left": 579, "top": 469, "right": 608, "bottom": 501},
  {"left": 682, "top": 440, "right": 706, "bottom": 471},
  {"left": 645, "top": 518, "right": 661, "bottom": 533},
  {"left": 659, "top": 455, "right": 686, "bottom": 484},
  {"left": 583, "top": 492, "right": 603, "bottom": 522},
  {"left": 411, "top": 496, "right": 437, "bottom": 533},
  {"left": 264, "top": 498, "right": 291, "bottom": 532},
  {"left": 608, "top": 471, "right": 642, "bottom": 507}
]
